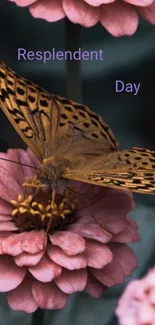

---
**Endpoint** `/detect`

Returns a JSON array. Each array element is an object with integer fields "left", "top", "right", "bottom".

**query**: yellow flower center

[{"left": 10, "top": 176, "right": 78, "bottom": 233}]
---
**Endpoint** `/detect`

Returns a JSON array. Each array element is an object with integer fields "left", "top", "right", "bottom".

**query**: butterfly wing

[
  {"left": 2, "top": 62, "right": 155, "bottom": 195},
  {"left": 63, "top": 147, "right": 155, "bottom": 194},
  {"left": 0, "top": 62, "right": 118, "bottom": 163},
  {"left": 0, "top": 62, "right": 56, "bottom": 161}
]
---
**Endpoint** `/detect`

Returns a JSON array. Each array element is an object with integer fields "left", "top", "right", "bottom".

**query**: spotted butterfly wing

[
  {"left": 0, "top": 61, "right": 155, "bottom": 194},
  {"left": 0, "top": 62, "right": 118, "bottom": 158}
]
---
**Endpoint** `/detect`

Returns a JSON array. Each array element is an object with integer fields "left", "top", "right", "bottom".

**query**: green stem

[
  {"left": 32, "top": 309, "right": 44, "bottom": 325},
  {"left": 65, "top": 18, "right": 82, "bottom": 102}
]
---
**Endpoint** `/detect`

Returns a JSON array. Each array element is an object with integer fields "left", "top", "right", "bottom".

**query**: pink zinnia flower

[
  {"left": 116, "top": 266, "right": 155, "bottom": 325},
  {"left": 0, "top": 148, "right": 140, "bottom": 313},
  {"left": 9, "top": 0, "right": 155, "bottom": 36}
]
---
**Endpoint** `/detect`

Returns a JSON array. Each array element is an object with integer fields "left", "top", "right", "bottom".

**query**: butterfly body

[
  {"left": 37, "top": 155, "right": 71, "bottom": 184},
  {"left": 1, "top": 61, "right": 155, "bottom": 195}
]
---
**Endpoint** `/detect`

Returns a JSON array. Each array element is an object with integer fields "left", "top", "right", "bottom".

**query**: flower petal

[
  {"left": 9, "top": 0, "right": 37, "bottom": 6},
  {"left": 0, "top": 255, "right": 27, "bottom": 292},
  {"left": 0, "top": 198, "right": 13, "bottom": 215},
  {"left": 49, "top": 231, "right": 86, "bottom": 256},
  {"left": 85, "top": 272, "right": 107, "bottom": 298},
  {"left": 18, "top": 149, "right": 38, "bottom": 178},
  {"left": 90, "top": 262, "right": 124, "bottom": 287},
  {"left": 0, "top": 150, "right": 24, "bottom": 181},
  {"left": 47, "top": 244, "right": 87, "bottom": 270},
  {"left": 55, "top": 268, "right": 87, "bottom": 294},
  {"left": 137, "top": 1, "right": 155, "bottom": 24},
  {"left": 85, "top": 239, "right": 113, "bottom": 269},
  {"left": 62, "top": 0, "right": 100, "bottom": 27},
  {"left": 109, "top": 243, "right": 137, "bottom": 276},
  {"left": 0, "top": 232, "right": 12, "bottom": 254},
  {"left": 30, "top": 0, "right": 65, "bottom": 22},
  {"left": 0, "top": 168, "right": 22, "bottom": 201},
  {"left": 7, "top": 274, "right": 38, "bottom": 313},
  {"left": 68, "top": 218, "right": 112, "bottom": 244},
  {"left": 32, "top": 280, "right": 67, "bottom": 309},
  {"left": 0, "top": 215, "right": 12, "bottom": 221},
  {"left": 85, "top": 0, "right": 115, "bottom": 5},
  {"left": 124, "top": 0, "right": 154, "bottom": 6},
  {"left": 90, "top": 244, "right": 137, "bottom": 286},
  {"left": 22, "top": 230, "right": 47, "bottom": 254},
  {"left": 14, "top": 250, "right": 45, "bottom": 267},
  {"left": 0, "top": 221, "right": 18, "bottom": 231},
  {"left": 112, "top": 218, "right": 141, "bottom": 243},
  {"left": 100, "top": 2, "right": 138, "bottom": 37},
  {"left": 2, "top": 233, "right": 28, "bottom": 256},
  {"left": 29, "top": 255, "right": 62, "bottom": 282}
]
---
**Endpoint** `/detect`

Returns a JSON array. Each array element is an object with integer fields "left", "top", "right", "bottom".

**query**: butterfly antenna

[
  {"left": 0, "top": 157, "right": 38, "bottom": 170},
  {"left": 66, "top": 187, "right": 114, "bottom": 236}
]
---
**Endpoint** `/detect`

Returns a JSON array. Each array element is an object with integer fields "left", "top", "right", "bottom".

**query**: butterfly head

[{"left": 36, "top": 156, "right": 70, "bottom": 185}]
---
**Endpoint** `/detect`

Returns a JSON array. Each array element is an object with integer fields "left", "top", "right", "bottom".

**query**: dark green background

[{"left": 0, "top": 2, "right": 155, "bottom": 324}]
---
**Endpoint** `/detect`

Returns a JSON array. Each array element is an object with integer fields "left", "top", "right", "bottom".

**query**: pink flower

[
  {"left": 0, "top": 148, "right": 140, "bottom": 313},
  {"left": 116, "top": 266, "right": 155, "bottom": 325},
  {"left": 9, "top": 0, "right": 155, "bottom": 36}
]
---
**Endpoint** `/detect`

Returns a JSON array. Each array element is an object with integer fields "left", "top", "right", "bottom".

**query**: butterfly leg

[{"left": 45, "top": 182, "right": 57, "bottom": 234}]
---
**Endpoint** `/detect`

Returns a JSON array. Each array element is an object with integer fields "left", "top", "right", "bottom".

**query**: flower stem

[
  {"left": 32, "top": 309, "right": 44, "bottom": 325},
  {"left": 65, "top": 18, "right": 82, "bottom": 102}
]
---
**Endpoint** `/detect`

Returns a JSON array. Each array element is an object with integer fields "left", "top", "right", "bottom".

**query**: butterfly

[{"left": 0, "top": 61, "right": 155, "bottom": 199}]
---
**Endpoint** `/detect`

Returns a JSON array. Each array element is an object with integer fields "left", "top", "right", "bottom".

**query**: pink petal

[
  {"left": 68, "top": 218, "right": 112, "bottom": 244},
  {"left": 148, "top": 287, "right": 155, "bottom": 305},
  {"left": 124, "top": 0, "right": 154, "bottom": 6},
  {"left": 0, "top": 255, "right": 27, "bottom": 292},
  {"left": 137, "top": 301, "right": 155, "bottom": 323},
  {"left": 115, "top": 280, "right": 147, "bottom": 325},
  {"left": 85, "top": 272, "right": 107, "bottom": 298},
  {"left": 0, "top": 198, "right": 13, "bottom": 215},
  {"left": 55, "top": 268, "right": 87, "bottom": 294},
  {"left": 0, "top": 168, "right": 22, "bottom": 201},
  {"left": 0, "top": 148, "right": 34, "bottom": 184},
  {"left": 7, "top": 274, "right": 38, "bottom": 313},
  {"left": 137, "top": 1, "right": 155, "bottom": 24},
  {"left": 29, "top": 255, "right": 62, "bottom": 282},
  {"left": 14, "top": 250, "right": 45, "bottom": 267},
  {"left": 0, "top": 150, "right": 25, "bottom": 182},
  {"left": 90, "top": 262, "right": 124, "bottom": 287},
  {"left": 18, "top": 149, "right": 38, "bottom": 178},
  {"left": 62, "top": 0, "right": 100, "bottom": 27},
  {"left": 112, "top": 218, "right": 141, "bottom": 243},
  {"left": 85, "top": 239, "right": 113, "bottom": 269},
  {"left": 47, "top": 244, "right": 87, "bottom": 270},
  {"left": 22, "top": 230, "right": 47, "bottom": 254},
  {"left": 0, "top": 215, "right": 12, "bottom": 221},
  {"left": 69, "top": 189, "right": 133, "bottom": 241},
  {"left": 0, "top": 232, "right": 12, "bottom": 254},
  {"left": 90, "top": 244, "right": 137, "bottom": 287},
  {"left": 30, "top": 0, "right": 65, "bottom": 22},
  {"left": 143, "top": 267, "right": 155, "bottom": 288},
  {"left": 49, "top": 231, "right": 86, "bottom": 256},
  {"left": 32, "top": 280, "right": 67, "bottom": 309},
  {"left": 89, "top": 190, "right": 133, "bottom": 235},
  {"left": 100, "top": 2, "right": 138, "bottom": 37},
  {"left": 0, "top": 221, "right": 18, "bottom": 231},
  {"left": 109, "top": 243, "right": 137, "bottom": 276},
  {"left": 85, "top": 0, "right": 115, "bottom": 5},
  {"left": 2, "top": 233, "right": 28, "bottom": 256},
  {"left": 9, "top": 0, "right": 37, "bottom": 6}
]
